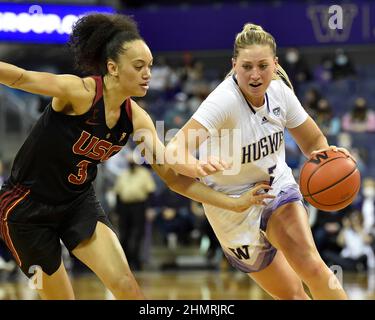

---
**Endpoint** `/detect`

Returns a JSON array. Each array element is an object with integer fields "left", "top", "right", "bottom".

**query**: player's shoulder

[
  {"left": 268, "top": 79, "right": 295, "bottom": 102},
  {"left": 129, "top": 98, "right": 154, "bottom": 130},
  {"left": 268, "top": 78, "right": 290, "bottom": 93},
  {"left": 130, "top": 98, "right": 148, "bottom": 117},
  {"left": 204, "top": 76, "right": 241, "bottom": 107},
  {"left": 82, "top": 76, "right": 97, "bottom": 91}
]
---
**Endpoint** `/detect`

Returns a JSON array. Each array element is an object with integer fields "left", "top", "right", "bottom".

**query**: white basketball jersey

[{"left": 192, "top": 75, "right": 309, "bottom": 249}]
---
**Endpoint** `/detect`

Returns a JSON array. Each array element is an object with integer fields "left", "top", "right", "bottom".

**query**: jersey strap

[{"left": 91, "top": 76, "right": 103, "bottom": 106}]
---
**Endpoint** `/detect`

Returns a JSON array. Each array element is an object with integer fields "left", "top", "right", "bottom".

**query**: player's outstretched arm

[
  {"left": 130, "top": 100, "right": 274, "bottom": 212},
  {"left": 0, "top": 61, "right": 88, "bottom": 108}
]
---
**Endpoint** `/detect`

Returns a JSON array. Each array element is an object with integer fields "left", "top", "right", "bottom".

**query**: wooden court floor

[{"left": 1, "top": 270, "right": 375, "bottom": 300}]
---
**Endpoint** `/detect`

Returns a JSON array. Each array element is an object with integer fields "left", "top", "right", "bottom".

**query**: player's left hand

[
  {"left": 310, "top": 145, "right": 356, "bottom": 163},
  {"left": 196, "top": 156, "right": 232, "bottom": 178},
  {"left": 232, "top": 182, "right": 276, "bottom": 212}
]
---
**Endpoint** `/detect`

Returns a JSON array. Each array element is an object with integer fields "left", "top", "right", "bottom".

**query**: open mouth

[{"left": 250, "top": 83, "right": 262, "bottom": 88}]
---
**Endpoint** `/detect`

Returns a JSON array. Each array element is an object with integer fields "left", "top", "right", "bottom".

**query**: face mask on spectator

[
  {"left": 335, "top": 54, "right": 348, "bottom": 66},
  {"left": 286, "top": 51, "right": 299, "bottom": 64}
]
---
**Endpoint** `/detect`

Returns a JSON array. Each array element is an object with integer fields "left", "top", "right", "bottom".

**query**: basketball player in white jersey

[{"left": 166, "top": 24, "right": 354, "bottom": 299}]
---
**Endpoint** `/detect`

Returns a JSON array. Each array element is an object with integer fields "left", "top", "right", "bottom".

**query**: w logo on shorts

[
  {"left": 273, "top": 107, "right": 281, "bottom": 116},
  {"left": 228, "top": 245, "right": 250, "bottom": 260}
]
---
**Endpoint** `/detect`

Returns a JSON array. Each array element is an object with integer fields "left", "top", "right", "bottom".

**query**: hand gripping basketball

[{"left": 299, "top": 149, "right": 361, "bottom": 212}]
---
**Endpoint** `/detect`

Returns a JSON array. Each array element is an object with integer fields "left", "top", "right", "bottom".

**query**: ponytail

[{"left": 273, "top": 65, "right": 294, "bottom": 91}]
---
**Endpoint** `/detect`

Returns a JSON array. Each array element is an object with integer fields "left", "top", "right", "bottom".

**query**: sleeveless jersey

[{"left": 6, "top": 76, "right": 133, "bottom": 204}]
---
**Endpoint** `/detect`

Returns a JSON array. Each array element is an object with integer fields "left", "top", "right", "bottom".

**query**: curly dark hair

[{"left": 69, "top": 13, "right": 142, "bottom": 75}]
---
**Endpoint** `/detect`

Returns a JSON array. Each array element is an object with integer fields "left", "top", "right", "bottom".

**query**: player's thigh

[
  {"left": 36, "top": 261, "right": 74, "bottom": 300},
  {"left": 266, "top": 202, "right": 317, "bottom": 255},
  {"left": 71, "top": 221, "right": 132, "bottom": 285}
]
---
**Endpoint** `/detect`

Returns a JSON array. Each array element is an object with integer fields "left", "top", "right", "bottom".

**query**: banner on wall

[
  {"left": 0, "top": 2, "right": 374, "bottom": 49},
  {"left": 0, "top": 3, "right": 114, "bottom": 44},
  {"left": 125, "top": 1, "right": 375, "bottom": 50}
]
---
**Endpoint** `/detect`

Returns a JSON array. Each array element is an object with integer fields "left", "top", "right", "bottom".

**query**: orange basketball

[{"left": 299, "top": 150, "right": 361, "bottom": 212}]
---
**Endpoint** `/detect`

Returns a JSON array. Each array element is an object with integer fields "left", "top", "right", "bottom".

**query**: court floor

[{"left": 1, "top": 270, "right": 374, "bottom": 300}]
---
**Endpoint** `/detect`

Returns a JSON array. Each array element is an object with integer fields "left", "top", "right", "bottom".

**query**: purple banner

[{"left": 125, "top": 1, "right": 375, "bottom": 51}]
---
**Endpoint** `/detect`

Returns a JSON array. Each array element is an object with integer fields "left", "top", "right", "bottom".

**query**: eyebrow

[
  {"left": 241, "top": 59, "right": 269, "bottom": 63},
  {"left": 132, "top": 59, "right": 153, "bottom": 64}
]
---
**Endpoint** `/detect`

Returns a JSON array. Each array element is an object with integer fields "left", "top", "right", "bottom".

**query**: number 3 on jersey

[
  {"left": 268, "top": 164, "right": 277, "bottom": 186},
  {"left": 68, "top": 160, "right": 91, "bottom": 185}
]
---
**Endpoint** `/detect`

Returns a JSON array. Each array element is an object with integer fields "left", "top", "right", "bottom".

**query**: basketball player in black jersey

[{"left": 0, "top": 14, "right": 273, "bottom": 300}]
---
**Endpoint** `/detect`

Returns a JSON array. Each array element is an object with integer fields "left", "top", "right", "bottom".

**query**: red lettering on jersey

[
  {"left": 72, "top": 130, "right": 123, "bottom": 162},
  {"left": 102, "top": 145, "right": 122, "bottom": 162},
  {"left": 87, "top": 140, "right": 112, "bottom": 161},
  {"left": 72, "top": 131, "right": 99, "bottom": 156}
]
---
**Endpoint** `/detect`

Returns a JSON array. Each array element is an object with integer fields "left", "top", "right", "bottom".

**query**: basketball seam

[
  {"left": 306, "top": 171, "right": 360, "bottom": 207},
  {"left": 302, "top": 156, "right": 356, "bottom": 197}
]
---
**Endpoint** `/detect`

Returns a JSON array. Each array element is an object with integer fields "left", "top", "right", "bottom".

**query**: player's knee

[
  {"left": 279, "top": 292, "right": 309, "bottom": 300},
  {"left": 274, "top": 285, "right": 309, "bottom": 300},
  {"left": 296, "top": 254, "right": 326, "bottom": 282},
  {"left": 107, "top": 273, "right": 138, "bottom": 295}
]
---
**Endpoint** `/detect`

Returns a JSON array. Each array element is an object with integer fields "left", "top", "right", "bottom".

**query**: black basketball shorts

[{"left": 0, "top": 183, "right": 115, "bottom": 277}]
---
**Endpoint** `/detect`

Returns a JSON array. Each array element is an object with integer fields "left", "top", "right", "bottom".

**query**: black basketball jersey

[{"left": 7, "top": 76, "right": 133, "bottom": 204}]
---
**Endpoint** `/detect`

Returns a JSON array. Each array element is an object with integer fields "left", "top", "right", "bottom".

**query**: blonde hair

[
  {"left": 233, "top": 23, "right": 276, "bottom": 59},
  {"left": 274, "top": 64, "right": 294, "bottom": 91},
  {"left": 228, "top": 23, "right": 294, "bottom": 91}
]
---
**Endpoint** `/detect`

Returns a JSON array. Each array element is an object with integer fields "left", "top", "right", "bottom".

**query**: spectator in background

[
  {"left": 113, "top": 154, "right": 156, "bottom": 271},
  {"left": 362, "top": 178, "right": 375, "bottom": 237},
  {"left": 336, "top": 132, "right": 367, "bottom": 174},
  {"left": 303, "top": 88, "right": 322, "bottom": 117},
  {"left": 164, "top": 92, "right": 191, "bottom": 130},
  {"left": 282, "top": 48, "right": 312, "bottom": 92},
  {"left": 320, "top": 209, "right": 370, "bottom": 272},
  {"left": 342, "top": 97, "right": 375, "bottom": 133},
  {"left": 181, "top": 59, "right": 208, "bottom": 96},
  {"left": 337, "top": 209, "right": 375, "bottom": 271},
  {"left": 332, "top": 48, "right": 356, "bottom": 80},
  {"left": 314, "top": 55, "right": 333, "bottom": 83},
  {"left": 282, "top": 48, "right": 311, "bottom": 91},
  {"left": 314, "top": 98, "right": 341, "bottom": 137},
  {"left": 148, "top": 56, "right": 171, "bottom": 93},
  {"left": 311, "top": 208, "right": 343, "bottom": 258},
  {"left": 155, "top": 185, "right": 195, "bottom": 248},
  {"left": 147, "top": 56, "right": 180, "bottom": 101}
]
